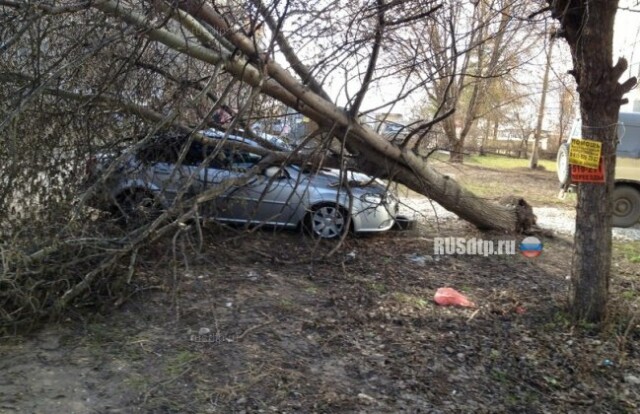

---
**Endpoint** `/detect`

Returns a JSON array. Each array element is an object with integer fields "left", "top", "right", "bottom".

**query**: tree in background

[
  {"left": 529, "top": 35, "right": 555, "bottom": 169},
  {"left": 475, "top": 70, "right": 531, "bottom": 157},
  {"left": 555, "top": 79, "right": 576, "bottom": 151},
  {"left": 398, "top": 0, "right": 539, "bottom": 162}
]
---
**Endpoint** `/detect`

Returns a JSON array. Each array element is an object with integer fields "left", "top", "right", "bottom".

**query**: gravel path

[{"left": 399, "top": 197, "right": 640, "bottom": 241}]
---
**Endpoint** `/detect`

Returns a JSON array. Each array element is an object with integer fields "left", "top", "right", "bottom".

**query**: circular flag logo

[{"left": 520, "top": 236, "right": 542, "bottom": 258}]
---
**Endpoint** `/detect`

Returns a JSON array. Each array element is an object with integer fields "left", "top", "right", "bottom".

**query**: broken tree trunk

[{"left": 338, "top": 123, "right": 527, "bottom": 232}]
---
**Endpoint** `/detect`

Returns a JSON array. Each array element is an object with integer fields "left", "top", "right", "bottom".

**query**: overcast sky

[
  {"left": 614, "top": 3, "right": 640, "bottom": 70},
  {"left": 286, "top": 3, "right": 640, "bottom": 122}
]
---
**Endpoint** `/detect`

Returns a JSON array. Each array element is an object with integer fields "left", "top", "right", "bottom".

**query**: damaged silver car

[{"left": 84, "top": 129, "right": 400, "bottom": 239}]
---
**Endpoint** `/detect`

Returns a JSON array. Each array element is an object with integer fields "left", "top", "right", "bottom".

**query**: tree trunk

[
  {"left": 479, "top": 120, "right": 490, "bottom": 156},
  {"left": 571, "top": 110, "right": 617, "bottom": 322},
  {"left": 349, "top": 134, "right": 527, "bottom": 232},
  {"left": 518, "top": 135, "right": 528, "bottom": 159},
  {"left": 530, "top": 36, "right": 554, "bottom": 169},
  {"left": 449, "top": 139, "right": 464, "bottom": 163},
  {"left": 549, "top": 0, "right": 637, "bottom": 322},
  {"left": 443, "top": 118, "right": 465, "bottom": 163}
]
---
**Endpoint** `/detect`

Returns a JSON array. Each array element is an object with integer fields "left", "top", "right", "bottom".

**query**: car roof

[
  {"left": 201, "top": 128, "right": 255, "bottom": 145},
  {"left": 200, "top": 128, "right": 291, "bottom": 150}
]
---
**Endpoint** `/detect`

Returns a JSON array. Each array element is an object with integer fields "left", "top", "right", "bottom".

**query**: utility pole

[{"left": 530, "top": 35, "right": 555, "bottom": 169}]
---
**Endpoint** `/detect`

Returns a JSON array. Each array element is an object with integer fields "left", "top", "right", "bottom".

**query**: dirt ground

[{"left": 2, "top": 165, "right": 640, "bottom": 414}]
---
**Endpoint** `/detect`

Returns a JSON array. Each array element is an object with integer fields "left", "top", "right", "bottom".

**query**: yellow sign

[{"left": 569, "top": 139, "right": 602, "bottom": 169}]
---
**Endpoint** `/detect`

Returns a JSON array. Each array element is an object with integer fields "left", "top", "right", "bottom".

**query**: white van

[{"left": 557, "top": 112, "right": 640, "bottom": 228}]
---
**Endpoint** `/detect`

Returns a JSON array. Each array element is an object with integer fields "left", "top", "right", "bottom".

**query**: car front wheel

[
  {"left": 612, "top": 185, "right": 640, "bottom": 228},
  {"left": 307, "top": 204, "right": 349, "bottom": 239},
  {"left": 115, "top": 189, "right": 159, "bottom": 227}
]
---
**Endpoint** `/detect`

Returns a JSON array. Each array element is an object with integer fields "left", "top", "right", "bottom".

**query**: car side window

[
  {"left": 224, "top": 149, "right": 261, "bottom": 170},
  {"left": 138, "top": 137, "right": 181, "bottom": 164},
  {"left": 137, "top": 131, "right": 264, "bottom": 168},
  {"left": 182, "top": 142, "right": 201, "bottom": 166},
  {"left": 184, "top": 141, "right": 228, "bottom": 168}
]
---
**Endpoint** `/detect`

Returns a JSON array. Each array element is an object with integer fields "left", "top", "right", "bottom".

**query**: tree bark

[
  {"left": 449, "top": 139, "right": 465, "bottom": 163},
  {"left": 479, "top": 120, "right": 490, "bottom": 156},
  {"left": 529, "top": 36, "right": 554, "bottom": 169},
  {"left": 548, "top": 0, "right": 637, "bottom": 322}
]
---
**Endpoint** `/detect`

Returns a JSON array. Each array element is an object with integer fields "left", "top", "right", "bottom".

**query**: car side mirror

[{"left": 264, "top": 166, "right": 287, "bottom": 179}]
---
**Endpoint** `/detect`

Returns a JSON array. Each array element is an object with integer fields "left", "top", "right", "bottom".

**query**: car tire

[
  {"left": 115, "top": 189, "right": 158, "bottom": 227},
  {"left": 306, "top": 204, "right": 349, "bottom": 239},
  {"left": 612, "top": 185, "right": 640, "bottom": 228},
  {"left": 556, "top": 142, "right": 571, "bottom": 186}
]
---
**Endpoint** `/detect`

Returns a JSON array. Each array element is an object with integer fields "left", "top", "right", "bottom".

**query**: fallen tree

[{"left": 84, "top": 0, "right": 535, "bottom": 232}]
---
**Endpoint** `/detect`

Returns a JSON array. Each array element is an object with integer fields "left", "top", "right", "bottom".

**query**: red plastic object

[{"left": 434, "top": 288, "right": 475, "bottom": 308}]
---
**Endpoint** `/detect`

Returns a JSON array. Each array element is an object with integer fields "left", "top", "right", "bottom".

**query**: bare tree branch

[{"left": 251, "top": 0, "right": 331, "bottom": 100}]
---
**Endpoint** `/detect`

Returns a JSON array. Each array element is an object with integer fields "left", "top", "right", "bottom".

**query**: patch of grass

[
  {"left": 391, "top": 292, "right": 430, "bottom": 309},
  {"left": 543, "top": 309, "right": 572, "bottom": 330},
  {"left": 367, "top": 282, "right": 387, "bottom": 294},
  {"left": 615, "top": 241, "right": 640, "bottom": 263},
  {"left": 84, "top": 321, "right": 135, "bottom": 349},
  {"left": 381, "top": 256, "right": 394, "bottom": 265},
  {"left": 124, "top": 374, "right": 149, "bottom": 392},
  {"left": 621, "top": 290, "right": 637, "bottom": 300},
  {"left": 490, "top": 369, "right": 509, "bottom": 384},
  {"left": 304, "top": 286, "right": 319, "bottom": 295},
  {"left": 465, "top": 154, "right": 557, "bottom": 172},
  {"left": 277, "top": 298, "right": 297, "bottom": 311},
  {"left": 166, "top": 350, "right": 199, "bottom": 376},
  {"left": 505, "top": 394, "right": 519, "bottom": 405},
  {"left": 420, "top": 151, "right": 573, "bottom": 207}
]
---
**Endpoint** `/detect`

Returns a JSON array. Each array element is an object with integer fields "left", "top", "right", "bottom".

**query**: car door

[
  {"left": 216, "top": 151, "right": 305, "bottom": 226},
  {"left": 137, "top": 137, "right": 190, "bottom": 204},
  {"left": 231, "top": 166, "right": 307, "bottom": 226},
  {"left": 176, "top": 141, "right": 240, "bottom": 217},
  {"left": 211, "top": 149, "right": 265, "bottom": 223}
]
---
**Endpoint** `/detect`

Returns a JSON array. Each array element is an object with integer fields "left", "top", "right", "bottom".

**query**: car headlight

[{"left": 361, "top": 193, "right": 383, "bottom": 204}]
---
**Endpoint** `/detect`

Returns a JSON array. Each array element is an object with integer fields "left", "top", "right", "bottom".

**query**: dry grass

[{"left": 402, "top": 154, "right": 576, "bottom": 208}]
